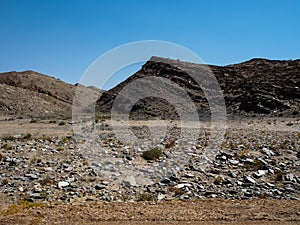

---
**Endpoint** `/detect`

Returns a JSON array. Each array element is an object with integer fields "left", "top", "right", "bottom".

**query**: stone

[
  {"left": 284, "top": 173, "right": 295, "bottom": 182},
  {"left": 157, "top": 193, "right": 165, "bottom": 200},
  {"left": 58, "top": 181, "right": 69, "bottom": 188},
  {"left": 261, "top": 147, "right": 275, "bottom": 157},
  {"left": 175, "top": 183, "right": 192, "bottom": 189},
  {"left": 228, "top": 171, "right": 237, "bottom": 178},
  {"left": 25, "top": 174, "right": 38, "bottom": 180},
  {"left": 229, "top": 159, "right": 239, "bottom": 165},
  {"left": 253, "top": 170, "right": 267, "bottom": 178},
  {"left": 183, "top": 173, "right": 194, "bottom": 178},
  {"left": 123, "top": 175, "right": 136, "bottom": 187},
  {"left": 95, "top": 184, "right": 106, "bottom": 190},
  {"left": 245, "top": 176, "right": 256, "bottom": 184}
]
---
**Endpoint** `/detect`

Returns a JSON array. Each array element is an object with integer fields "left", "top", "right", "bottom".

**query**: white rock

[
  {"left": 58, "top": 181, "right": 69, "bottom": 188},
  {"left": 175, "top": 183, "right": 192, "bottom": 189},
  {"left": 157, "top": 194, "right": 165, "bottom": 200},
  {"left": 123, "top": 175, "right": 136, "bottom": 187},
  {"left": 245, "top": 176, "right": 256, "bottom": 184},
  {"left": 253, "top": 170, "right": 267, "bottom": 178}
]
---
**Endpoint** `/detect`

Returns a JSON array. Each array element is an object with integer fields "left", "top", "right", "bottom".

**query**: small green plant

[
  {"left": 137, "top": 193, "right": 155, "bottom": 201},
  {"left": 1, "top": 144, "right": 13, "bottom": 150},
  {"left": 141, "top": 147, "right": 163, "bottom": 160},
  {"left": 2, "top": 135, "right": 16, "bottom": 141},
  {"left": 23, "top": 133, "right": 32, "bottom": 139},
  {"left": 19, "top": 200, "right": 46, "bottom": 208},
  {"left": 60, "top": 136, "right": 68, "bottom": 143}
]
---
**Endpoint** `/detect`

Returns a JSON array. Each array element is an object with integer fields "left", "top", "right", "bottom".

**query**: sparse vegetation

[
  {"left": 23, "top": 133, "right": 32, "bottom": 139},
  {"left": 2, "top": 135, "right": 16, "bottom": 141},
  {"left": 60, "top": 136, "right": 68, "bottom": 143},
  {"left": 1, "top": 143, "right": 13, "bottom": 150},
  {"left": 141, "top": 147, "right": 163, "bottom": 160},
  {"left": 137, "top": 193, "right": 155, "bottom": 201}
]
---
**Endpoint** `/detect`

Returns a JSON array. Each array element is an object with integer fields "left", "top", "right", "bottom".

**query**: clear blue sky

[{"left": 0, "top": 0, "right": 299, "bottom": 89}]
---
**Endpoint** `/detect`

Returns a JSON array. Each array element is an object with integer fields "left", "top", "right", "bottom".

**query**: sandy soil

[{"left": 0, "top": 199, "right": 299, "bottom": 225}]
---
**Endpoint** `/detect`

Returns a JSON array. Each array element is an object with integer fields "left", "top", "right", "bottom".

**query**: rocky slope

[
  {"left": 0, "top": 71, "right": 101, "bottom": 118},
  {"left": 96, "top": 57, "right": 300, "bottom": 118}
]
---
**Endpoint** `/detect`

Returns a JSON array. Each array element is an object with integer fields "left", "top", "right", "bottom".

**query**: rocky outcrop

[{"left": 96, "top": 57, "right": 300, "bottom": 118}]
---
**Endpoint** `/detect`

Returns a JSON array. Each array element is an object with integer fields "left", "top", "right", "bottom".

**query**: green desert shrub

[
  {"left": 2, "top": 135, "right": 16, "bottom": 141},
  {"left": 137, "top": 193, "right": 155, "bottom": 201},
  {"left": 141, "top": 147, "right": 163, "bottom": 160},
  {"left": 23, "top": 133, "right": 32, "bottom": 139},
  {"left": 1, "top": 144, "right": 13, "bottom": 150}
]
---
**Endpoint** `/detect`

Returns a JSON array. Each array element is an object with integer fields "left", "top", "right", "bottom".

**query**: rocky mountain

[
  {"left": 96, "top": 57, "right": 300, "bottom": 118},
  {"left": 0, "top": 70, "right": 101, "bottom": 118}
]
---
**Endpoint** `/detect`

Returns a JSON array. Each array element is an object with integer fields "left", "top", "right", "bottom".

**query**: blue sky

[{"left": 0, "top": 0, "right": 299, "bottom": 89}]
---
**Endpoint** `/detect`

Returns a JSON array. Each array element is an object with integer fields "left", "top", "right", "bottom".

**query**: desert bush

[
  {"left": 141, "top": 147, "right": 163, "bottom": 160},
  {"left": 2, "top": 135, "right": 16, "bottom": 141},
  {"left": 1, "top": 144, "right": 13, "bottom": 150},
  {"left": 137, "top": 193, "right": 155, "bottom": 201},
  {"left": 30, "top": 119, "right": 37, "bottom": 123},
  {"left": 49, "top": 120, "right": 56, "bottom": 124},
  {"left": 23, "top": 133, "right": 32, "bottom": 139}
]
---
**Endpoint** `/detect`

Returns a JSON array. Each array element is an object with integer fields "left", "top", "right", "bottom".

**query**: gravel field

[{"left": 0, "top": 117, "right": 299, "bottom": 224}]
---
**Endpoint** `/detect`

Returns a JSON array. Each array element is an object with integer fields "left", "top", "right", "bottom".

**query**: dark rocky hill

[{"left": 96, "top": 57, "right": 300, "bottom": 118}]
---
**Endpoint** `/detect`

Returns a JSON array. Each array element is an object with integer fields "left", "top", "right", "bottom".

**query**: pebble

[{"left": 58, "top": 181, "right": 69, "bottom": 188}]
